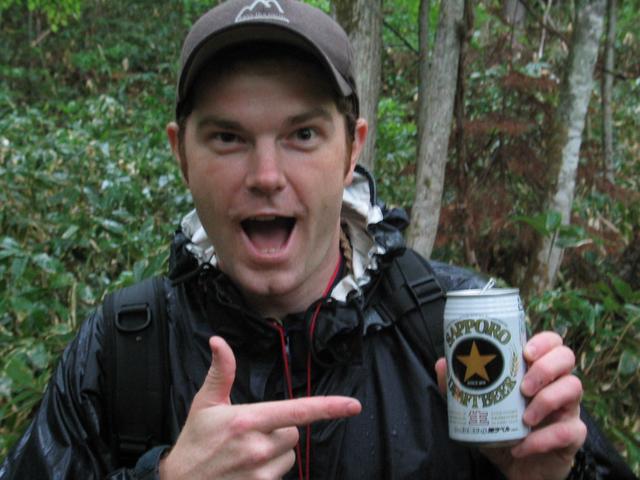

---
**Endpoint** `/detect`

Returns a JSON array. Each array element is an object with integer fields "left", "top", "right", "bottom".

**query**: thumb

[
  {"left": 193, "top": 336, "right": 237, "bottom": 409},
  {"left": 435, "top": 357, "right": 447, "bottom": 396}
]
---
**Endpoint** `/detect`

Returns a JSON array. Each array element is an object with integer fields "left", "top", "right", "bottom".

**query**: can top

[{"left": 446, "top": 288, "right": 520, "bottom": 297}]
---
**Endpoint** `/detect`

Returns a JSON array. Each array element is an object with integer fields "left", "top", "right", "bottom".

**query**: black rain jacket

[{"left": 1, "top": 169, "right": 636, "bottom": 480}]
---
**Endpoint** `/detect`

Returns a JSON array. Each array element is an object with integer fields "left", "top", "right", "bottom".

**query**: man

[{"left": 1, "top": 1, "right": 635, "bottom": 479}]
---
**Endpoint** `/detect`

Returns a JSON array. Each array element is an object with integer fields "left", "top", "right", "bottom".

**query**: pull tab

[{"left": 480, "top": 278, "right": 496, "bottom": 293}]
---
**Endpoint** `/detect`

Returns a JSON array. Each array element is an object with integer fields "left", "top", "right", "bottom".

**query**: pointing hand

[{"left": 159, "top": 336, "right": 362, "bottom": 479}]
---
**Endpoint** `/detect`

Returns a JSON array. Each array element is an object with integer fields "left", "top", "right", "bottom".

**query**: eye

[
  {"left": 286, "top": 126, "right": 323, "bottom": 151},
  {"left": 294, "top": 127, "right": 316, "bottom": 142},
  {"left": 213, "top": 132, "right": 241, "bottom": 143},
  {"left": 205, "top": 130, "right": 247, "bottom": 154}
]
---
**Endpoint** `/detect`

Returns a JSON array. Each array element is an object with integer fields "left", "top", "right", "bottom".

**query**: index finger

[{"left": 244, "top": 396, "right": 362, "bottom": 432}]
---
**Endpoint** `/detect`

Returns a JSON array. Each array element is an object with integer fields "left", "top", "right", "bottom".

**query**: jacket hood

[{"left": 168, "top": 166, "right": 407, "bottom": 302}]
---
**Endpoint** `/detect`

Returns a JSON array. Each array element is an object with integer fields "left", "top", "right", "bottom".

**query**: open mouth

[{"left": 241, "top": 216, "right": 296, "bottom": 254}]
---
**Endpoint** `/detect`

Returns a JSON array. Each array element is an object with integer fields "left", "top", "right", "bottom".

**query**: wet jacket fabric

[{"left": 1, "top": 169, "right": 636, "bottom": 480}]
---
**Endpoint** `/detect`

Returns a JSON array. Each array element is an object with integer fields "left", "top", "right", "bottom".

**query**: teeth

[
  {"left": 250, "top": 216, "right": 277, "bottom": 221},
  {"left": 260, "top": 248, "right": 280, "bottom": 254}
]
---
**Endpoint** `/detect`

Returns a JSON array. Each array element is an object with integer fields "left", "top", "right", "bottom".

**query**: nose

[{"left": 245, "top": 139, "right": 286, "bottom": 194}]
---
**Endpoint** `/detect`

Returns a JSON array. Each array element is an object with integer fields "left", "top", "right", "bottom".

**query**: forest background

[{"left": 0, "top": 0, "right": 638, "bottom": 474}]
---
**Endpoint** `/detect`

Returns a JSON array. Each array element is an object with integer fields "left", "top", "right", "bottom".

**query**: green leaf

[
  {"left": 61, "top": 225, "right": 79, "bottom": 240},
  {"left": 47, "top": 323, "right": 73, "bottom": 338},
  {"left": 26, "top": 344, "right": 50, "bottom": 371},
  {"left": 50, "top": 272, "right": 75, "bottom": 288},
  {"left": 512, "top": 210, "right": 562, "bottom": 237},
  {"left": 617, "top": 350, "right": 640, "bottom": 377},
  {"left": 610, "top": 276, "right": 634, "bottom": 303},
  {"left": 98, "top": 141, "right": 110, "bottom": 157},
  {"left": 32, "top": 253, "right": 62, "bottom": 274},
  {"left": 512, "top": 213, "right": 549, "bottom": 235},
  {"left": 10, "top": 257, "right": 28, "bottom": 281},
  {"left": 545, "top": 210, "right": 562, "bottom": 232},
  {"left": 99, "top": 219, "right": 125, "bottom": 235},
  {"left": 623, "top": 303, "right": 640, "bottom": 318},
  {"left": 556, "top": 224, "right": 591, "bottom": 249},
  {"left": 10, "top": 296, "right": 34, "bottom": 316},
  {"left": 3, "top": 355, "right": 34, "bottom": 388},
  {"left": 602, "top": 295, "right": 622, "bottom": 314},
  {"left": 583, "top": 302, "right": 599, "bottom": 335},
  {"left": 77, "top": 283, "right": 96, "bottom": 303},
  {"left": 0, "top": 377, "right": 12, "bottom": 398},
  {"left": 0, "top": 237, "right": 23, "bottom": 259}
]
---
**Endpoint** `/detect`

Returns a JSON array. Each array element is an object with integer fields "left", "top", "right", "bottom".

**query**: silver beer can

[{"left": 444, "top": 287, "right": 529, "bottom": 445}]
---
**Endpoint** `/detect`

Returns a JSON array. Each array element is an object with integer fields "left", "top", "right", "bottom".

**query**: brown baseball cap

[{"left": 176, "top": 0, "right": 358, "bottom": 118}]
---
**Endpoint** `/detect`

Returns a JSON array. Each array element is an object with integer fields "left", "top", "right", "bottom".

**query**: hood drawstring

[{"left": 272, "top": 254, "right": 343, "bottom": 480}]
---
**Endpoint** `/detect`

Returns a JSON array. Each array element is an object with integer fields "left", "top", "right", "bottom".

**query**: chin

[{"left": 233, "top": 268, "right": 298, "bottom": 297}]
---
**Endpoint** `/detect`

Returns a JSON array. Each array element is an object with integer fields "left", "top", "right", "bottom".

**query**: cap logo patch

[{"left": 235, "top": 0, "right": 290, "bottom": 24}]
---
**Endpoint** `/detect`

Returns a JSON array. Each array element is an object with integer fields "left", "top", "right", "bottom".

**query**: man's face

[{"left": 168, "top": 59, "right": 366, "bottom": 317}]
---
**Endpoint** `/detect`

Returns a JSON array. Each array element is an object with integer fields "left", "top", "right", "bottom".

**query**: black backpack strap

[
  {"left": 372, "top": 249, "right": 446, "bottom": 369},
  {"left": 103, "top": 276, "right": 170, "bottom": 467}
]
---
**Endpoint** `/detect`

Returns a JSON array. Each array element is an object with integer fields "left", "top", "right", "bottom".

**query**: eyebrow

[
  {"left": 285, "top": 107, "right": 333, "bottom": 127},
  {"left": 195, "top": 107, "right": 334, "bottom": 132},
  {"left": 195, "top": 115, "right": 244, "bottom": 132}
]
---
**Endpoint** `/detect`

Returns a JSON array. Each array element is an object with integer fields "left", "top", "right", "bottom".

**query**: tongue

[{"left": 244, "top": 218, "right": 291, "bottom": 252}]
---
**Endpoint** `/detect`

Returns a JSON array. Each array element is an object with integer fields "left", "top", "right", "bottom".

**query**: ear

[
  {"left": 167, "top": 121, "right": 189, "bottom": 184},
  {"left": 344, "top": 118, "right": 368, "bottom": 186}
]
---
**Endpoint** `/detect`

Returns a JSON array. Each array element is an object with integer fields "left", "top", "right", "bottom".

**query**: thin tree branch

[
  {"left": 382, "top": 19, "right": 420, "bottom": 54},
  {"left": 537, "top": 0, "right": 553, "bottom": 59},
  {"left": 31, "top": 28, "right": 51, "bottom": 47}
]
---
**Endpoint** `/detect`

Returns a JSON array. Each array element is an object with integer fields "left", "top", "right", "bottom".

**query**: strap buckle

[
  {"left": 116, "top": 434, "right": 153, "bottom": 467},
  {"left": 115, "top": 304, "right": 151, "bottom": 333},
  {"left": 408, "top": 274, "right": 445, "bottom": 306}
]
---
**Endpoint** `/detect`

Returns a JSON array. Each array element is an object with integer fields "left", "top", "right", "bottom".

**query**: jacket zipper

[{"left": 272, "top": 321, "right": 305, "bottom": 480}]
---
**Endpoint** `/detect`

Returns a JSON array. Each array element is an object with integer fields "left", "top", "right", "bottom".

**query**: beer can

[{"left": 444, "top": 287, "right": 529, "bottom": 446}]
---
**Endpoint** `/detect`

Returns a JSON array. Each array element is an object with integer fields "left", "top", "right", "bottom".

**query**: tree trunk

[
  {"left": 417, "top": 0, "right": 431, "bottom": 143},
  {"left": 407, "top": 0, "right": 465, "bottom": 258},
  {"left": 526, "top": 0, "right": 606, "bottom": 295},
  {"left": 602, "top": 0, "right": 616, "bottom": 183},
  {"left": 332, "top": 0, "right": 383, "bottom": 172},
  {"left": 455, "top": 0, "right": 476, "bottom": 268}
]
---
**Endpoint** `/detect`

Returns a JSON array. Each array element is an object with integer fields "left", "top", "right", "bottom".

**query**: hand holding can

[{"left": 443, "top": 284, "right": 529, "bottom": 446}]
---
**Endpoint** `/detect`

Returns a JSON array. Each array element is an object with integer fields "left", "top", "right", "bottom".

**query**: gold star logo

[{"left": 457, "top": 341, "right": 496, "bottom": 382}]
